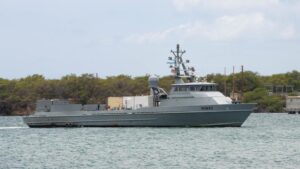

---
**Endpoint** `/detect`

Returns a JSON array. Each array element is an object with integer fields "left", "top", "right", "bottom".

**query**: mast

[
  {"left": 241, "top": 65, "right": 244, "bottom": 100},
  {"left": 169, "top": 44, "right": 196, "bottom": 83},
  {"left": 224, "top": 67, "right": 227, "bottom": 96},
  {"left": 232, "top": 66, "right": 235, "bottom": 101}
]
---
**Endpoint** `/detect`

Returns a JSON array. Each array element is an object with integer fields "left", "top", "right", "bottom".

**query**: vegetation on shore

[{"left": 0, "top": 70, "right": 299, "bottom": 115}]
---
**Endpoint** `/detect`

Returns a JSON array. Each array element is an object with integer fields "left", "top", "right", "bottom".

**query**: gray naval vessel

[{"left": 23, "top": 44, "right": 256, "bottom": 127}]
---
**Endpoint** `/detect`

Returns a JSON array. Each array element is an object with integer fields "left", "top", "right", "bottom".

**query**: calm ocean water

[{"left": 0, "top": 113, "right": 299, "bottom": 169}]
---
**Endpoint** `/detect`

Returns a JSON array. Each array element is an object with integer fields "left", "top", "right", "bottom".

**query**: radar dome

[{"left": 148, "top": 76, "right": 159, "bottom": 88}]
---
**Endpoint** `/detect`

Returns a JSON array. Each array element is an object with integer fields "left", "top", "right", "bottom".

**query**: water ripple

[{"left": 0, "top": 114, "right": 299, "bottom": 169}]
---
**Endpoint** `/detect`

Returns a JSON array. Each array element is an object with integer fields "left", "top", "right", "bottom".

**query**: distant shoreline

[{"left": 1, "top": 71, "right": 299, "bottom": 115}]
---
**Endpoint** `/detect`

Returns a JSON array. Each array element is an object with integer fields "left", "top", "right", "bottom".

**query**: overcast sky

[{"left": 0, "top": 0, "right": 299, "bottom": 79}]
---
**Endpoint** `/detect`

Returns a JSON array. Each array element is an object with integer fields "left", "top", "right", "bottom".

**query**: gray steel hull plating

[{"left": 23, "top": 104, "right": 255, "bottom": 127}]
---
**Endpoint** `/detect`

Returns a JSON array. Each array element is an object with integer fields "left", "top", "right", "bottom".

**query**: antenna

[
  {"left": 241, "top": 65, "right": 244, "bottom": 99},
  {"left": 168, "top": 44, "right": 196, "bottom": 83},
  {"left": 232, "top": 66, "right": 235, "bottom": 101},
  {"left": 224, "top": 67, "right": 227, "bottom": 96}
]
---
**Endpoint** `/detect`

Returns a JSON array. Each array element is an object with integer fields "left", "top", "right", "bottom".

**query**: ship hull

[{"left": 23, "top": 104, "right": 255, "bottom": 127}]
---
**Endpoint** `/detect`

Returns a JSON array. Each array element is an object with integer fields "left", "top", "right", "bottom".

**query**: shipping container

[
  {"left": 286, "top": 96, "right": 300, "bottom": 114},
  {"left": 83, "top": 104, "right": 99, "bottom": 111},
  {"left": 123, "top": 96, "right": 153, "bottom": 110},
  {"left": 50, "top": 104, "right": 82, "bottom": 112},
  {"left": 107, "top": 97, "right": 123, "bottom": 110},
  {"left": 36, "top": 99, "right": 69, "bottom": 112}
]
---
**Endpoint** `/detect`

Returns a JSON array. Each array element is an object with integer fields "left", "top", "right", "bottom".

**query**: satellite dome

[{"left": 148, "top": 76, "right": 159, "bottom": 88}]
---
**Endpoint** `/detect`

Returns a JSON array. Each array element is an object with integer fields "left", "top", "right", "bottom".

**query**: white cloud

[
  {"left": 125, "top": 24, "right": 188, "bottom": 44},
  {"left": 185, "top": 13, "right": 270, "bottom": 40},
  {"left": 125, "top": 13, "right": 296, "bottom": 43},
  {"left": 125, "top": 0, "right": 299, "bottom": 43},
  {"left": 172, "top": 0, "right": 300, "bottom": 19},
  {"left": 172, "top": 0, "right": 280, "bottom": 11}
]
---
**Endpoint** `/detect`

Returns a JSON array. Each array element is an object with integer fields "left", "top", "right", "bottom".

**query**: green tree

[{"left": 244, "top": 88, "right": 284, "bottom": 112}]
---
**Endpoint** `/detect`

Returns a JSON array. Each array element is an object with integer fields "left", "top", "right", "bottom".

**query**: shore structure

[
  {"left": 286, "top": 96, "right": 300, "bottom": 114},
  {"left": 23, "top": 44, "right": 256, "bottom": 127}
]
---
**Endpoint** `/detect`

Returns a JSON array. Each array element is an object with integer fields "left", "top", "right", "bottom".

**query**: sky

[{"left": 0, "top": 0, "right": 299, "bottom": 79}]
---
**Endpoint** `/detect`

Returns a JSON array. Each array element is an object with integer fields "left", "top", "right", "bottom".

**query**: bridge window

[
  {"left": 196, "top": 86, "right": 201, "bottom": 91},
  {"left": 188, "top": 85, "right": 217, "bottom": 91},
  {"left": 175, "top": 85, "right": 217, "bottom": 92},
  {"left": 174, "top": 87, "right": 178, "bottom": 91},
  {"left": 189, "top": 86, "right": 201, "bottom": 91},
  {"left": 172, "top": 86, "right": 189, "bottom": 92},
  {"left": 179, "top": 86, "right": 187, "bottom": 91}
]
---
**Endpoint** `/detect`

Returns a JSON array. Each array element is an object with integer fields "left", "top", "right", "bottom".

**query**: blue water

[{"left": 0, "top": 113, "right": 299, "bottom": 169}]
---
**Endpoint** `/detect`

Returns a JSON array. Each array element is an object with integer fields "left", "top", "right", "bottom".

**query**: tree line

[{"left": 0, "top": 70, "right": 299, "bottom": 115}]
